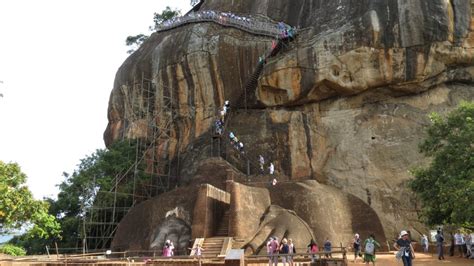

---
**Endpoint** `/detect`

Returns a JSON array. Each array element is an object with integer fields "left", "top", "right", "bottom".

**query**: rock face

[{"left": 107, "top": 0, "right": 474, "bottom": 252}]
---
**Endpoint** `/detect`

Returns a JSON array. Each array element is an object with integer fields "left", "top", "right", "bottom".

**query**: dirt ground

[{"left": 348, "top": 252, "right": 473, "bottom": 266}]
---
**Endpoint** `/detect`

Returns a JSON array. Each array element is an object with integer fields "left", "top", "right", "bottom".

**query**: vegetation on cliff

[{"left": 410, "top": 102, "right": 474, "bottom": 228}]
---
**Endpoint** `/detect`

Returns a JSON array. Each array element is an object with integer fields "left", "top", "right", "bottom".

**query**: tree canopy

[
  {"left": 0, "top": 161, "right": 61, "bottom": 239},
  {"left": 125, "top": 34, "right": 149, "bottom": 54},
  {"left": 10, "top": 140, "right": 148, "bottom": 254},
  {"left": 409, "top": 101, "right": 474, "bottom": 228},
  {"left": 151, "top": 6, "right": 181, "bottom": 30},
  {"left": 125, "top": 6, "right": 181, "bottom": 54}
]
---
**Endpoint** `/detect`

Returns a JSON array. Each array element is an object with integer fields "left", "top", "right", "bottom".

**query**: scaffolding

[
  {"left": 83, "top": 72, "right": 179, "bottom": 251},
  {"left": 81, "top": 8, "right": 298, "bottom": 250}
]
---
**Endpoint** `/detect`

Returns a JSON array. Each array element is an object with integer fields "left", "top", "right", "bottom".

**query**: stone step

[
  {"left": 203, "top": 243, "right": 223, "bottom": 247},
  {"left": 199, "top": 237, "right": 230, "bottom": 257},
  {"left": 202, "top": 241, "right": 224, "bottom": 245}
]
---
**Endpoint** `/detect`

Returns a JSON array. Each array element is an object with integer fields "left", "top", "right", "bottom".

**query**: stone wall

[{"left": 191, "top": 184, "right": 230, "bottom": 238}]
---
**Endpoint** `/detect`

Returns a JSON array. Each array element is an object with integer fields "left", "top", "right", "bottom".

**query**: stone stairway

[
  {"left": 195, "top": 236, "right": 232, "bottom": 257},
  {"left": 269, "top": 39, "right": 285, "bottom": 57},
  {"left": 215, "top": 209, "right": 230, "bottom": 236},
  {"left": 244, "top": 61, "right": 265, "bottom": 97},
  {"left": 202, "top": 237, "right": 225, "bottom": 257}
]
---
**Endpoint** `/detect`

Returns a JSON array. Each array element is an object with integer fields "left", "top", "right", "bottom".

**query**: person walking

[
  {"left": 189, "top": 243, "right": 205, "bottom": 266},
  {"left": 363, "top": 234, "right": 380, "bottom": 266},
  {"left": 189, "top": 243, "right": 205, "bottom": 256},
  {"left": 394, "top": 230, "right": 415, "bottom": 266},
  {"left": 435, "top": 230, "right": 445, "bottom": 260},
  {"left": 353, "top": 233, "right": 362, "bottom": 263}
]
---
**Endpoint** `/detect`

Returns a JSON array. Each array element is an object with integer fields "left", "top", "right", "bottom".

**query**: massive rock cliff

[{"left": 105, "top": 0, "right": 474, "bottom": 252}]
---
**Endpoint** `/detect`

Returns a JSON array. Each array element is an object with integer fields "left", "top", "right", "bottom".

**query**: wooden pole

[
  {"left": 45, "top": 245, "right": 50, "bottom": 258},
  {"left": 54, "top": 241, "right": 60, "bottom": 259}
]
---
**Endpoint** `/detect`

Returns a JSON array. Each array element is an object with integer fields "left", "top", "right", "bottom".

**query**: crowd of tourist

[
  {"left": 261, "top": 229, "right": 474, "bottom": 265},
  {"left": 159, "top": 228, "right": 473, "bottom": 265},
  {"left": 155, "top": 9, "right": 295, "bottom": 39}
]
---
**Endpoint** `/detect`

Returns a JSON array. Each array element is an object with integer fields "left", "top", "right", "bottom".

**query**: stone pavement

[{"left": 348, "top": 252, "right": 473, "bottom": 266}]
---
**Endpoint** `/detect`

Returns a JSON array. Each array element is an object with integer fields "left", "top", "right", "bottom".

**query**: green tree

[
  {"left": 0, "top": 243, "right": 26, "bottom": 256},
  {"left": 125, "top": 6, "right": 181, "bottom": 54},
  {"left": 125, "top": 34, "right": 149, "bottom": 54},
  {"left": 409, "top": 101, "right": 474, "bottom": 228},
  {"left": 10, "top": 140, "right": 149, "bottom": 253},
  {"left": 0, "top": 161, "right": 61, "bottom": 239},
  {"left": 151, "top": 6, "right": 181, "bottom": 30}
]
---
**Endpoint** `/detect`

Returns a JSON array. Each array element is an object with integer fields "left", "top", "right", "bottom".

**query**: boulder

[{"left": 107, "top": 0, "right": 474, "bottom": 251}]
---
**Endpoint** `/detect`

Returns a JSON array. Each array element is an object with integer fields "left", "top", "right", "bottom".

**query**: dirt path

[{"left": 348, "top": 252, "right": 473, "bottom": 266}]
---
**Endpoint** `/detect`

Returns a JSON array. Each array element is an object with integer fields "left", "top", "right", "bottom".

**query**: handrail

[{"left": 155, "top": 10, "right": 294, "bottom": 39}]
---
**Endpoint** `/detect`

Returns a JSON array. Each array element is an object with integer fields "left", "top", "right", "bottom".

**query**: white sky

[{"left": 0, "top": 0, "right": 192, "bottom": 200}]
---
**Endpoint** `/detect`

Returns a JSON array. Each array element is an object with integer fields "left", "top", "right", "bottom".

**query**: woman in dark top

[
  {"left": 353, "top": 233, "right": 362, "bottom": 263},
  {"left": 394, "top": 230, "right": 415, "bottom": 266}
]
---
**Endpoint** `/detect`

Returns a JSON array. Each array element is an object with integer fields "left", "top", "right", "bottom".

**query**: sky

[{"left": 0, "top": 0, "right": 192, "bottom": 200}]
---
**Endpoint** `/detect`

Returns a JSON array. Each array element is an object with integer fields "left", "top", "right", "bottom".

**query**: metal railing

[{"left": 155, "top": 10, "right": 294, "bottom": 38}]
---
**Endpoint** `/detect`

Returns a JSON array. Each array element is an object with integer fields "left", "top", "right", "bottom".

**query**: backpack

[
  {"left": 311, "top": 244, "right": 318, "bottom": 253},
  {"left": 281, "top": 244, "right": 289, "bottom": 254},
  {"left": 365, "top": 239, "right": 375, "bottom": 255}
]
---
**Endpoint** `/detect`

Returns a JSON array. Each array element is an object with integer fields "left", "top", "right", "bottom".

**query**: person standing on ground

[
  {"left": 394, "top": 230, "right": 415, "bottom": 266},
  {"left": 279, "top": 238, "right": 290, "bottom": 266},
  {"left": 435, "top": 230, "right": 445, "bottom": 260},
  {"left": 307, "top": 239, "right": 319, "bottom": 263},
  {"left": 267, "top": 236, "right": 279, "bottom": 266},
  {"left": 454, "top": 231, "right": 465, "bottom": 257},
  {"left": 288, "top": 238, "right": 296, "bottom": 266},
  {"left": 449, "top": 232, "right": 455, "bottom": 256},
  {"left": 259, "top": 155, "right": 265, "bottom": 173},
  {"left": 421, "top": 234, "right": 429, "bottom": 253},
  {"left": 163, "top": 240, "right": 172, "bottom": 257},
  {"left": 363, "top": 234, "right": 381, "bottom": 266},
  {"left": 353, "top": 233, "right": 362, "bottom": 263},
  {"left": 266, "top": 237, "right": 273, "bottom": 265},
  {"left": 465, "top": 233, "right": 472, "bottom": 258},
  {"left": 324, "top": 237, "right": 332, "bottom": 258}
]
